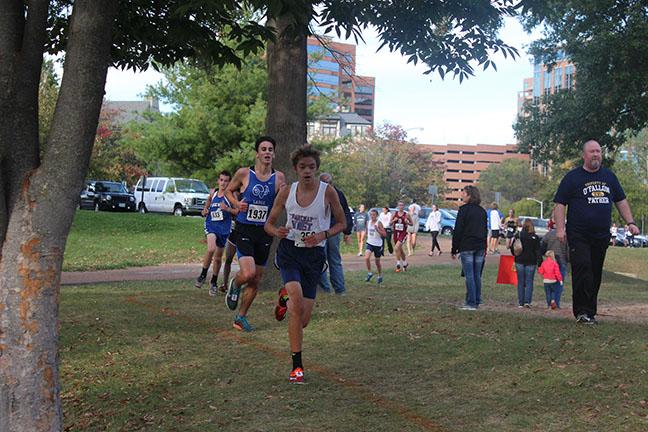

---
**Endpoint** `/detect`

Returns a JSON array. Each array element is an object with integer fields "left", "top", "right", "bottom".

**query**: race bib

[
  {"left": 394, "top": 223, "right": 404, "bottom": 231},
  {"left": 246, "top": 204, "right": 269, "bottom": 223},
  {"left": 294, "top": 230, "right": 316, "bottom": 247},
  {"left": 210, "top": 209, "right": 224, "bottom": 221}
]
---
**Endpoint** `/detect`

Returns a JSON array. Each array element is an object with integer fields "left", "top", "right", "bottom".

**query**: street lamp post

[{"left": 526, "top": 197, "right": 543, "bottom": 219}]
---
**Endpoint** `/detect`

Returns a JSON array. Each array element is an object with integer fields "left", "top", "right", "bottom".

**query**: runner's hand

[
  {"left": 276, "top": 227, "right": 290, "bottom": 239},
  {"left": 219, "top": 201, "right": 228, "bottom": 210},
  {"left": 201, "top": 208, "right": 208, "bottom": 217},
  {"left": 303, "top": 232, "right": 323, "bottom": 247},
  {"left": 238, "top": 198, "right": 248, "bottom": 212}
]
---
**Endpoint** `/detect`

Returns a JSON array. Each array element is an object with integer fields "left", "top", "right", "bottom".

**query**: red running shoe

[
  {"left": 289, "top": 367, "right": 304, "bottom": 384},
  {"left": 275, "top": 286, "right": 289, "bottom": 321}
]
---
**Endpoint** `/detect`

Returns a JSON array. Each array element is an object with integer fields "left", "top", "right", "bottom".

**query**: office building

[
  {"left": 419, "top": 144, "right": 529, "bottom": 202},
  {"left": 518, "top": 54, "right": 575, "bottom": 116},
  {"left": 307, "top": 36, "right": 376, "bottom": 125}
]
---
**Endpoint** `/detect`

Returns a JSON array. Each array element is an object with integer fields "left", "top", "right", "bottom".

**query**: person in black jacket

[
  {"left": 451, "top": 186, "right": 488, "bottom": 310},
  {"left": 319, "top": 173, "right": 352, "bottom": 295},
  {"left": 511, "top": 218, "right": 542, "bottom": 308}
]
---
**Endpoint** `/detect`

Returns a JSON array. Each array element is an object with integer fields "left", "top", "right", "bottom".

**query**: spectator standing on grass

[
  {"left": 540, "top": 218, "right": 568, "bottom": 282},
  {"left": 319, "top": 173, "right": 353, "bottom": 295},
  {"left": 503, "top": 209, "right": 518, "bottom": 249},
  {"left": 554, "top": 140, "right": 640, "bottom": 324},
  {"left": 451, "top": 186, "right": 487, "bottom": 311},
  {"left": 407, "top": 200, "right": 422, "bottom": 256},
  {"left": 538, "top": 250, "right": 564, "bottom": 309},
  {"left": 354, "top": 204, "right": 368, "bottom": 256},
  {"left": 487, "top": 202, "right": 503, "bottom": 254},
  {"left": 378, "top": 206, "right": 394, "bottom": 255},
  {"left": 609, "top": 223, "right": 617, "bottom": 246},
  {"left": 511, "top": 218, "right": 542, "bottom": 308},
  {"left": 425, "top": 204, "right": 442, "bottom": 256}
]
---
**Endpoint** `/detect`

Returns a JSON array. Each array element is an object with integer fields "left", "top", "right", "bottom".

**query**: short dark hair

[
  {"left": 218, "top": 170, "right": 231, "bottom": 179},
  {"left": 463, "top": 185, "right": 481, "bottom": 205},
  {"left": 291, "top": 146, "right": 321, "bottom": 168},
  {"left": 255, "top": 136, "right": 276, "bottom": 152}
]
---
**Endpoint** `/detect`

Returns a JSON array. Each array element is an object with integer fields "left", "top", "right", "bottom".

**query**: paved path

[{"left": 61, "top": 237, "right": 511, "bottom": 285}]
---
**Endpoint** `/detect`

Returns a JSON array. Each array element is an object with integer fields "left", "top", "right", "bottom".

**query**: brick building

[{"left": 420, "top": 144, "right": 529, "bottom": 202}]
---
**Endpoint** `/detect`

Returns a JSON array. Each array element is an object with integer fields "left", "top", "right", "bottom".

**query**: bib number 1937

[{"left": 247, "top": 204, "right": 269, "bottom": 223}]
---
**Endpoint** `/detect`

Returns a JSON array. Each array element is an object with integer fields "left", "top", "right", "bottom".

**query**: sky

[{"left": 104, "top": 17, "right": 538, "bottom": 147}]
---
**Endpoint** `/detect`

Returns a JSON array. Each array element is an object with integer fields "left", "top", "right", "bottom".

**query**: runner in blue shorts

[
  {"left": 195, "top": 171, "right": 237, "bottom": 296},
  {"left": 224, "top": 136, "right": 286, "bottom": 332},
  {"left": 265, "top": 146, "right": 346, "bottom": 384},
  {"left": 364, "top": 209, "right": 387, "bottom": 284}
]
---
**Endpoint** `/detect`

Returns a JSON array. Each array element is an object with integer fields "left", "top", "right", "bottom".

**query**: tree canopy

[
  {"left": 319, "top": 124, "right": 444, "bottom": 208},
  {"left": 515, "top": 0, "right": 648, "bottom": 164}
]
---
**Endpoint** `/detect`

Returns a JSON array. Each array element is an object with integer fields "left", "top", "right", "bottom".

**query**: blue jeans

[
  {"left": 320, "top": 233, "right": 345, "bottom": 294},
  {"left": 543, "top": 281, "right": 564, "bottom": 308},
  {"left": 460, "top": 250, "right": 485, "bottom": 308},
  {"left": 556, "top": 256, "right": 568, "bottom": 283},
  {"left": 516, "top": 264, "right": 536, "bottom": 305}
]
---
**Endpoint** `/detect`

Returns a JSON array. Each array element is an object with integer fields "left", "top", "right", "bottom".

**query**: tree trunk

[
  {"left": 263, "top": 11, "right": 308, "bottom": 289},
  {"left": 0, "top": 1, "right": 117, "bottom": 430}
]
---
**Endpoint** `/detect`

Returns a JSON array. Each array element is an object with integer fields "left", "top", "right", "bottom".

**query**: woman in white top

[
  {"left": 378, "top": 206, "right": 393, "bottom": 254},
  {"left": 425, "top": 204, "right": 442, "bottom": 256},
  {"left": 407, "top": 200, "right": 421, "bottom": 256},
  {"left": 365, "top": 209, "right": 387, "bottom": 284}
]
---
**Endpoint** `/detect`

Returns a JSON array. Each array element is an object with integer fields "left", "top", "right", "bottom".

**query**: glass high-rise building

[{"left": 307, "top": 36, "right": 376, "bottom": 125}]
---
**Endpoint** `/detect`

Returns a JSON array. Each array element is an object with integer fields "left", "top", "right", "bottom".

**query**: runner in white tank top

[
  {"left": 264, "top": 147, "right": 347, "bottom": 384},
  {"left": 364, "top": 209, "right": 387, "bottom": 284},
  {"left": 284, "top": 181, "right": 330, "bottom": 247}
]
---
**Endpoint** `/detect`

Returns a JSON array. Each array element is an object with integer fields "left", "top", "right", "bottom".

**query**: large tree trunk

[
  {"left": 263, "top": 11, "right": 308, "bottom": 288},
  {"left": 0, "top": 1, "right": 117, "bottom": 430}
]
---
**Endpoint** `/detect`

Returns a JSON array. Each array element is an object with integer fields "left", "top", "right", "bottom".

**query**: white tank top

[
  {"left": 285, "top": 181, "right": 330, "bottom": 248},
  {"left": 367, "top": 220, "right": 383, "bottom": 247}
]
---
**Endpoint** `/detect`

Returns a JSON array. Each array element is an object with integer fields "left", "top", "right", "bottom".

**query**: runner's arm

[
  {"left": 224, "top": 168, "right": 247, "bottom": 211},
  {"left": 376, "top": 221, "right": 387, "bottom": 237},
  {"left": 201, "top": 191, "right": 213, "bottom": 217},
  {"left": 264, "top": 186, "right": 290, "bottom": 238}
]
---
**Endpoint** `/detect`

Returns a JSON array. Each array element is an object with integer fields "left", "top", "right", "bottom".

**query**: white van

[{"left": 134, "top": 177, "right": 210, "bottom": 216}]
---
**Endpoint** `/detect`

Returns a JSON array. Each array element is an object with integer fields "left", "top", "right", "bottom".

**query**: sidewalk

[{"left": 61, "top": 237, "right": 508, "bottom": 285}]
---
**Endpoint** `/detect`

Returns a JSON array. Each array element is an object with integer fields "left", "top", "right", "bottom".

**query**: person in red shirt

[
  {"left": 391, "top": 201, "right": 413, "bottom": 272},
  {"left": 538, "top": 250, "right": 564, "bottom": 309}
]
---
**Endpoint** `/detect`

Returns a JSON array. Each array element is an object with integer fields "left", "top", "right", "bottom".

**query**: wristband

[
  {"left": 325, "top": 230, "right": 329, "bottom": 239},
  {"left": 628, "top": 222, "right": 637, "bottom": 227}
]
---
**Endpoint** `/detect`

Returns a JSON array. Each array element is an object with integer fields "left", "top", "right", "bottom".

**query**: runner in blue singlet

[{"left": 223, "top": 136, "right": 286, "bottom": 332}]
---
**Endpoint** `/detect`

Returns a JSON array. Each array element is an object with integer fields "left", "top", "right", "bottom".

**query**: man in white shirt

[{"left": 487, "top": 202, "right": 503, "bottom": 254}]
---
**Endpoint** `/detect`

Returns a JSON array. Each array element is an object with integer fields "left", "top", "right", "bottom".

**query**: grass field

[
  {"left": 61, "top": 264, "right": 648, "bottom": 431},
  {"left": 64, "top": 211, "right": 207, "bottom": 271}
]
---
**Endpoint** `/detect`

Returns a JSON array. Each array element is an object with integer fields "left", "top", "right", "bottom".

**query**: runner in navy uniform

[
  {"left": 265, "top": 146, "right": 346, "bottom": 383},
  {"left": 224, "top": 136, "right": 286, "bottom": 331},
  {"left": 195, "top": 171, "right": 237, "bottom": 296}
]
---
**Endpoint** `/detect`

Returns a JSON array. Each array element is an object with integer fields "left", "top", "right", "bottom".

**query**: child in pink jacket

[{"left": 538, "top": 250, "right": 564, "bottom": 309}]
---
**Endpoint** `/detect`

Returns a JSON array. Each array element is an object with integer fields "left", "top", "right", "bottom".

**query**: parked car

[
  {"left": 134, "top": 177, "right": 210, "bottom": 216},
  {"left": 417, "top": 207, "right": 457, "bottom": 235},
  {"left": 615, "top": 228, "right": 648, "bottom": 247},
  {"left": 518, "top": 216, "right": 549, "bottom": 236},
  {"left": 79, "top": 180, "right": 136, "bottom": 212}
]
